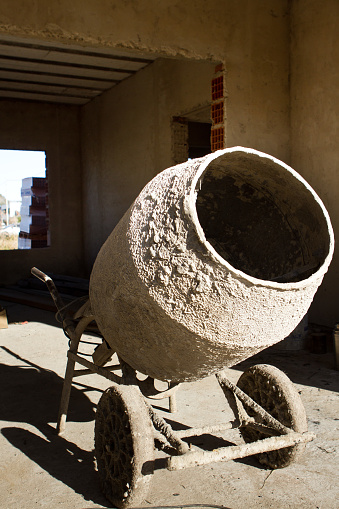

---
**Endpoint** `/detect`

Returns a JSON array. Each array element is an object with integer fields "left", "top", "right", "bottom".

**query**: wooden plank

[
  {"left": 0, "top": 78, "right": 101, "bottom": 99},
  {"left": 0, "top": 69, "right": 114, "bottom": 89},
  {"left": 41, "top": 50, "right": 148, "bottom": 72},
  {"left": 0, "top": 57, "right": 133, "bottom": 80},
  {"left": 0, "top": 79, "right": 100, "bottom": 98},
  {"left": 0, "top": 89, "right": 89, "bottom": 104},
  {"left": 0, "top": 40, "right": 153, "bottom": 70}
]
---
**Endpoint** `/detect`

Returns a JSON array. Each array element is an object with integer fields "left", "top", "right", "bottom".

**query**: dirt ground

[{"left": 0, "top": 300, "right": 338, "bottom": 509}]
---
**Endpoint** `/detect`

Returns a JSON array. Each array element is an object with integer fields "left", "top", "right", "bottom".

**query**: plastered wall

[
  {"left": 224, "top": 2, "right": 290, "bottom": 159},
  {"left": 81, "top": 58, "right": 216, "bottom": 268},
  {"left": 78, "top": 1, "right": 290, "bottom": 268},
  {"left": 290, "top": 0, "right": 339, "bottom": 326},
  {"left": 0, "top": 0, "right": 290, "bottom": 162},
  {"left": 0, "top": 100, "right": 83, "bottom": 283},
  {"left": 0, "top": 0, "right": 229, "bottom": 61}
]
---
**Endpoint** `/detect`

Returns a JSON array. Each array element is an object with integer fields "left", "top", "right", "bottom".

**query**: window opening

[
  {"left": 188, "top": 121, "right": 211, "bottom": 159},
  {"left": 172, "top": 117, "right": 211, "bottom": 164},
  {"left": 0, "top": 149, "right": 48, "bottom": 250}
]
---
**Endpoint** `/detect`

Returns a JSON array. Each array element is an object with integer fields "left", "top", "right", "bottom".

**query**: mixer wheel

[
  {"left": 95, "top": 384, "right": 154, "bottom": 508},
  {"left": 237, "top": 364, "right": 307, "bottom": 469}
]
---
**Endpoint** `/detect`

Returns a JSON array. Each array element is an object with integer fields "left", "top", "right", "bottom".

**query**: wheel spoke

[
  {"left": 95, "top": 385, "right": 154, "bottom": 508},
  {"left": 237, "top": 364, "right": 307, "bottom": 469}
]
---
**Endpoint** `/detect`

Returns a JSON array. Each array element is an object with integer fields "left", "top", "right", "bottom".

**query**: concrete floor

[{"left": 0, "top": 300, "right": 338, "bottom": 509}]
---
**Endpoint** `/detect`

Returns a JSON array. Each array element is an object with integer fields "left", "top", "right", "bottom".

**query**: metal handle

[
  {"left": 31, "top": 266, "right": 75, "bottom": 337},
  {"left": 31, "top": 266, "right": 65, "bottom": 312},
  {"left": 31, "top": 267, "right": 51, "bottom": 283}
]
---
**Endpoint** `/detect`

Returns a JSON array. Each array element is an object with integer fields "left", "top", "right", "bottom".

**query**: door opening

[{"left": 188, "top": 121, "right": 211, "bottom": 159}]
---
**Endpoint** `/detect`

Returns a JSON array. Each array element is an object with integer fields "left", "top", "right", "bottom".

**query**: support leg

[
  {"left": 169, "top": 393, "right": 177, "bottom": 413},
  {"left": 56, "top": 354, "right": 77, "bottom": 435},
  {"left": 56, "top": 316, "right": 94, "bottom": 435}
]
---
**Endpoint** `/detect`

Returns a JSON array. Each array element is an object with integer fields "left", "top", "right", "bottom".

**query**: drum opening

[{"left": 196, "top": 151, "right": 331, "bottom": 283}]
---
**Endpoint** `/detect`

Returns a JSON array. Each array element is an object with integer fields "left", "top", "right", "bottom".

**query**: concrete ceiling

[{"left": 0, "top": 36, "right": 155, "bottom": 105}]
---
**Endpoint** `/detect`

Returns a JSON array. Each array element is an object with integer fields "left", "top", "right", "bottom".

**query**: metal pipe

[
  {"left": 216, "top": 372, "right": 290, "bottom": 434},
  {"left": 146, "top": 402, "right": 189, "bottom": 455},
  {"left": 168, "top": 431, "right": 315, "bottom": 470},
  {"left": 176, "top": 421, "right": 239, "bottom": 439},
  {"left": 67, "top": 351, "right": 122, "bottom": 384}
]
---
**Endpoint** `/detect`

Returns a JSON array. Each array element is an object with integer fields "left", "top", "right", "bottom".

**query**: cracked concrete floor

[{"left": 0, "top": 301, "right": 338, "bottom": 509}]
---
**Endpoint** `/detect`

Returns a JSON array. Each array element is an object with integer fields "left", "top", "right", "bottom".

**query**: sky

[{"left": 0, "top": 149, "right": 46, "bottom": 211}]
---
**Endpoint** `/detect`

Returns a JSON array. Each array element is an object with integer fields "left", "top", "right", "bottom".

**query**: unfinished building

[{"left": 0, "top": 0, "right": 338, "bottom": 329}]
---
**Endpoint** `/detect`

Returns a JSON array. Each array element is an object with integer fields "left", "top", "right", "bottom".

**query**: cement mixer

[
  {"left": 32, "top": 147, "right": 334, "bottom": 509},
  {"left": 90, "top": 146, "right": 333, "bottom": 382}
]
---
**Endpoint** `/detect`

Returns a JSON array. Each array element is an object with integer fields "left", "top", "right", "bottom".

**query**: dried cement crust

[
  {"left": 90, "top": 147, "right": 334, "bottom": 382},
  {"left": 237, "top": 364, "right": 307, "bottom": 468},
  {"left": 95, "top": 385, "right": 154, "bottom": 508}
]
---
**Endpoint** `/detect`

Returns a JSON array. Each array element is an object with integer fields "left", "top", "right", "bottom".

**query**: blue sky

[{"left": 0, "top": 150, "right": 46, "bottom": 208}]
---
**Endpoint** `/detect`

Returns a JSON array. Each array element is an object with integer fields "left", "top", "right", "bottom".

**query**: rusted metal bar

[
  {"left": 56, "top": 315, "right": 97, "bottom": 434},
  {"left": 92, "top": 341, "right": 115, "bottom": 366},
  {"left": 31, "top": 267, "right": 65, "bottom": 310},
  {"left": 244, "top": 421, "right": 282, "bottom": 436},
  {"left": 119, "top": 357, "right": 181, "bottom": 401},
  {"left": 141, "top": 379, "right": 180, "bottom": 401},
  {"left": 219, "top": 383, "right": 241, "bottom": 420},
  {"left": 72, "top": 364, "right": 121, "bottom": 377},
  {"left": 176, "top": 421, "right": 240, "bottom": 439},
  {"left": 146, "top": 402, "right": 189, "bottom": 455},
  {"left": 67, "top": 351, "right": 122, "bottom": 384},
  {"left": 119, "top": 356, "right": 138, "bottom": 385},
  {"left": 167, "top": 431, "right": 315, "bottom": 470},
  {"left": 31, "top": 267, "right": 75, "bottom": 337},
  {"left": 216, "top": 372, "right": 290, "bottom": 434},
  {"left": 169, "top": 393, "right": 177, "bottom": 413}
]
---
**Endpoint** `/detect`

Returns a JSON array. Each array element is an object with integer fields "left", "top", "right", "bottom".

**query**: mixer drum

[{"left": 89, "top": 147, "right": 334, "bottom": 382}]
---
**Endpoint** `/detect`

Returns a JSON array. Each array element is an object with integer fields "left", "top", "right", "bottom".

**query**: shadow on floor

[
  {"left": 233, "top": 346, "right": 339, "bottom": 393},
  {"left": 2, "top": 425, "right": 110, "bottom": 507},
  {"left": 130, "top": 506, "right": 230, "bottom": 509},
  {"left": 0, "top": 346, "right": 110, "bottom": 506},
  {"left": 0, "top": 346, "right": 97, "bottom": 426},
  {"left": 78, "top": 506, "right": 230, "bottom": 509}
]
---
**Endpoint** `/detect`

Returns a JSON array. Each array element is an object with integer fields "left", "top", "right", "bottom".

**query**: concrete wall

[
  {"left": 0, "top": 0, "right": 290, "bottom": 162},
  {"left": 290, "top": 0, "right": 339, "bottom": 326},
  {"left": 0, "top": 100, "right": 83, "bottom": 283},
  {"left": 0, "top": 0, "right": 229, "bottom": 60},
  {"left": 77, "top": 1, "right": 290, "bottom": 268},
  {"left": 9, "top": 0, "right": 339, "bottom": 326},
  {"left": 225, "top": 2, "right": 290, "bottom": 160},
  {"left": 81, "top": 58, "right": 216, "bottom": 268}
]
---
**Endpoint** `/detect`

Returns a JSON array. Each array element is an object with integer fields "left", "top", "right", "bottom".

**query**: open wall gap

[{"left": 0, "top": 149, "right": 48, "bottom": 250}]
